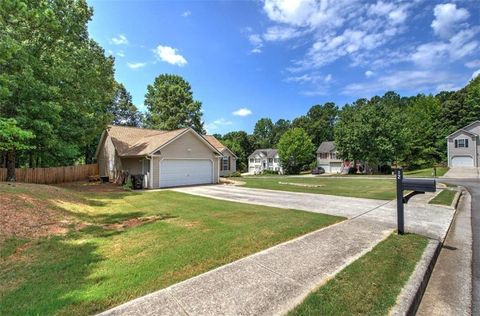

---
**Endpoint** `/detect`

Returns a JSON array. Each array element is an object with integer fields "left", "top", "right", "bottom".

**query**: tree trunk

[{"left": 6, "top": 150, "right": 16, "bottom": 182}]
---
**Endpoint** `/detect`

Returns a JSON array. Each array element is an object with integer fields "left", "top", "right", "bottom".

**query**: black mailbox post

[{"left": 395, "top": 168, "right": 436, "bottom": 234}]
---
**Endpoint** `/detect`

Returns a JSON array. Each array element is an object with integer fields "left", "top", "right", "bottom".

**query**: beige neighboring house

[
  {"left": 248, "top": 149, "right": 283, "bottom": 174},
  {"left": 204, "top": 135, "right": 237, "bottom": 177},
  {"left": 95, "top": 125, "right": 235, "bottom": 188},
  {"left": 447, "top": 121, "right": 480, "bottom": 168},
  {"left": 316, "top": 141, "right": 343, "bottom": 173}
]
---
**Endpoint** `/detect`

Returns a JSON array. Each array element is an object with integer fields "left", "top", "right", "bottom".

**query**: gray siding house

[
  {"left": 447, "top": 121, "right": 480, "bottom": 168},
  {"left": 316, "top": 141, "right": 343, "bottom": 173}
]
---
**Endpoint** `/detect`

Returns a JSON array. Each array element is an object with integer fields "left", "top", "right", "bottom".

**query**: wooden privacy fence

[{"left": 0, "top": 164, "right": 99, "bottom": 184}]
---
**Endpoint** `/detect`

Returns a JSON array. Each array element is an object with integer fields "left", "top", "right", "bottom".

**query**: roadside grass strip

[
  {"left": 288, "top": 233, "right": 428, "bottom": 316},
  {"left": 429, "top": 189, "right": 457, "bottom": 206}
]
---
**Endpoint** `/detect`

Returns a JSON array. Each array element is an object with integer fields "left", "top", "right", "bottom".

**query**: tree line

[
  {"left": 216, "top": 76, "right": 480, "bottom": 174},
  {"left": 1, "top": 1, "right": 479, "bottom": 179}
]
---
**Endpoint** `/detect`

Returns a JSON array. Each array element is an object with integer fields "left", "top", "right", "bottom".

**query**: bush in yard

[{"left": 278, "top": 128, "right": 315, "bottom": 175}]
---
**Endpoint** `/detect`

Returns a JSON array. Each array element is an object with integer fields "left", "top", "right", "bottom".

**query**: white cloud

[
  {"left": 466, "top": 60, "right": 480, "bottom": 69},
  {"left": 153, "top": 45, "right": 187, "bottom": 66},
  {"left": 248, "top": 34, "right": 263, "bottom": 53},
  {"left": 324, "top": 74, "right": 332, "bottom": 82},
  {"left": 411, "top": 27, "right": 479, "bottom": 67},
  {"left": 181, "top": 10, "right": 191, "bottom": 17},
  {"left": 431, "top": 3, "right": 470, "bottom": 39},
  {"left": 111, "top": 34, "right": 128, "bottom": 45},
  {"left": 127, "top": 62, "right": 146, "bottom": 69},
  {"left": 343, "top": 70, "right": 462, "bottom": 95},
  {"left": 365, "top": 70, "right": 374, "bottom": 77},
  {"left": 263, "top": 26, "right": 303, "bottom": 41},
  {"left": 116, "top": 51, "right": 125, "bottom": 57},
  {"left": 232, "top": 108, "right": 252, "bottom": 117},
  {"left": 473, "top": 69, "right": 480, "bottom": 80},
  {"left": 205, "top": 118, "right": 233, "bottom": 133}
]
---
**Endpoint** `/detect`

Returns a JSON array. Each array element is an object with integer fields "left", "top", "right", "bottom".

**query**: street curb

[
  {"left": 390, "top": 189, "right": 465, "bottom": 316},
  {"left": 389, "top": 239, "right": 441, "bottom": 316}
]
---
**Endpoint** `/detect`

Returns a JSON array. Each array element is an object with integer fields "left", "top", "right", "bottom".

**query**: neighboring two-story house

[
  {"left": 316, "top": 141, "right": 343, "bottom": 173},
  {"left": 248, "top": 149, "right": 283, "bottom": 174},
  {"left": 447, "top": 121, "right": 480, "bottom": 168}
]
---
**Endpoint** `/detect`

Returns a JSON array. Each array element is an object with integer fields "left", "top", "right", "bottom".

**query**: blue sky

[{"left": 87, "top": 0, "right": 480, "bottom": 134}]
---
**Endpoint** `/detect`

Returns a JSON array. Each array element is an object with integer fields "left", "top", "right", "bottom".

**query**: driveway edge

[{"left": 390, "top": 189, "right": 464, "bottom": 316}]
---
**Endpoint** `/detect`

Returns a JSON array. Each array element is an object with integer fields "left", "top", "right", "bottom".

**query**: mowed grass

[
  {"left": 404, "top": 167, "right": 449, "bottom": 177},
  {"left": 289, "top": 233, "right": 428, "bottom": 316},
  {"left": 429, "top": 189, "right": 457, "bottom": 206},
  {"left": 241, "top": 176, "right": 396, "bottom": 200},
  {"left": 0, "top": 183, "right": 342, "bottom": 316}
]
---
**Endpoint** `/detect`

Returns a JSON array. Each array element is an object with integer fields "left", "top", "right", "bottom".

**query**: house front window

[
  {"left": 318, "top": 153, "right": 328, "bottom": 159},
  {"left": 455, "top": 139, "right": 469, "bottom": 148},
  {"left": 268, "top": 158, "right": 273, "bottom": 163},
  {"left": 274, "top": 158, "right": 279, "bottom": 163},
  {"left": 254, "top": 158, "right": 260, "bottom": 163},
  {"left": 222, "top": 157, "right": 229, "bottom": 171},
  {"left": 330, "top": 152, "right": 337, "bottom": 159},
  {"left": 249, "top": 158, "right": 254, "bottom": 163}
]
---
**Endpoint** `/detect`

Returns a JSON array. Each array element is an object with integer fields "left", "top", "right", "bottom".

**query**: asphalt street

[{"left": 440, "top": 178, "right": 480, "bottom": 315}]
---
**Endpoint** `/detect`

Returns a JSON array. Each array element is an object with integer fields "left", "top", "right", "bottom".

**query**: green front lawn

[
  {"left": 289, "top": 233, "right": 428, "bottom": 315},
  {"left": 0, "top": 183, "right": 342, "bottom": 316},
  {"left": 429, "top": 189, "right": 457, "bottom": 206},
  {"left": 241, "top": 177, "right": 396, "bottom": 200},
  {"left": 404, "top": 167, "right": 449, "bottom": 177}
]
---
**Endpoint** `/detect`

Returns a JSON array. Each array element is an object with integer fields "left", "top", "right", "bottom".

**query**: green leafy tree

[
  {"left": 109, "top": 82, "right": 142, "bottom": 127},
  {"left": 0, "top": 118, "right": 35, "bottom": 181},
  {"left": 292, "top": 103, "right": 337, "bottom": 146},
  {"left": 0, "top": 0, "right": 115, "bottom": 168},
  {"left": 253, "top": 118, "right": 274, "bottom": 148},
  {"left": 222, "top": 131, "right": 253, "bottom": 172},
  {"left": 334, "top": 92, "right": 409, "bottom": 169},
  {"left": 144, "top": 74, "right": 205, "bottom": 133},
  {"left": 271, "top": 119, "right": 291, "bottom": 146},
  {"left": 402, "top": 94, "right": 441, "bottom": 168},
  {"left": 277, "top": 128, "right": 315, "bottom": 174}
]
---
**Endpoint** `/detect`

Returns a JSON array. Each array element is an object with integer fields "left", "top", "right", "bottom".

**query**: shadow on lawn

[{"left": 0, "top": 235, "right": 104, "bottom": 316}]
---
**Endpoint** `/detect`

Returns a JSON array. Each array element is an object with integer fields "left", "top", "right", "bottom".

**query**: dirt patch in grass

[
  {"left": 0, "top": 193, "right": 71, "bottom": 239},
  {"left": 103, "top": 215, "right": 174, "bottom": 230}
]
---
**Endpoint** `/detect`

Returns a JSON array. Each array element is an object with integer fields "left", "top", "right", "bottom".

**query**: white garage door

[
  {"left": 451, "top": 156, "right": 474, "bottom": 167},
  {"left": 160, "top": 159, "right": 213, "bottom": 188},
  {"left": 330, "top": 163, "right": 342, "bottom": 173}
]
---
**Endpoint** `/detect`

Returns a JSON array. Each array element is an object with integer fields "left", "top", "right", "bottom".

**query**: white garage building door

[
  {"left": 160, "top": 159, "right": 213, "bottom": 188},
  {"left": 330, "top": 162, "right": 342, "bottom": 173},
  {"left": 451, "top": 156, "right": 474, "bottom": 167}
]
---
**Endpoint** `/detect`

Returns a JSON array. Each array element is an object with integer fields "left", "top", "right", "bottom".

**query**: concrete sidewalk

[
  {"left": 99, "top": 218, "right": 392, "bottom": 316},
  {"left": 417, "top": 191, "right": 472, "bottom": 315}
]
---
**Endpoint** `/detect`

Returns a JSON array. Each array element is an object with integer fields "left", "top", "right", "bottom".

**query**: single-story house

[
  {"left": 316, "top": 141, "right": 343, "bottom": 173},
  {"left": 447, "top": 120, "right": 480, "bottom": 168},
  {"left": 95, "top": 125, "right": 236, "bottom": 188},
  {"left": 248, "top": 149, "right": 283, "bottom": 174}
]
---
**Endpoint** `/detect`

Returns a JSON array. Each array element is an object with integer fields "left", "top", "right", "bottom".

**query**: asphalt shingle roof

[
  {"left": 316, "top": 141, "right": 336, "bottom": 153},
  {"left": 106, "top": 125, "right": 229, "bottom": 157}
]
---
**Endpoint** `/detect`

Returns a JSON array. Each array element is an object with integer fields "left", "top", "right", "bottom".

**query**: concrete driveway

[
  {"left": 443, "top": 167, "right": 480, "bottom": 179},
  {"left": 173, "top": 185, "right": 456, "bottom": 240}
]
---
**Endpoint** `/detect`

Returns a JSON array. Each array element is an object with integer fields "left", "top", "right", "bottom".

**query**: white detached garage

[{"left": 96, "top": 125, "right": 227, "bottom": 189}]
